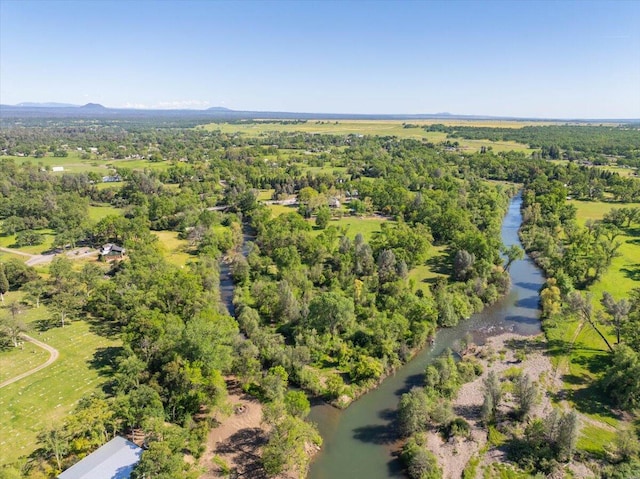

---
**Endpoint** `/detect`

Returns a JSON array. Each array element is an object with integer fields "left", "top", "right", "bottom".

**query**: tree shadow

[
  {"left": 621, "top": 264, "right": 640, "bottom": 281},
  {"left": 89, "top": 346, "right": 122, "bottom": 376},
  {"left": 513, "top": 296, "right": 540, "bottom": 310},
  {"left": 426, "top": 252, "right": 451, "bottom": 277},
  {"left": 395, "top": 373, "right": 424, "bottom": 397},
  {"left": 85, "top": 315, "right": 121, "bottom": 337},
  {"left": 33, "top": 318, "right": 57, "bottom": 332},
  {"left": 352, "top": 423, "right": 399, "bottom": 445},
  {"left": 570, "top": 383, "right": 622, "bottom": 421},
  {"left": 514, "top": 281, "right": 542, "bottom": 292},
  {"left": 214, "top": 427, "right": 268, "bottom": 479}
]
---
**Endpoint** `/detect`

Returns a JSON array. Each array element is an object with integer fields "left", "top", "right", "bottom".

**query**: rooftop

[{"left": 57, "top": 436, "right": 143, "bottom": 479}]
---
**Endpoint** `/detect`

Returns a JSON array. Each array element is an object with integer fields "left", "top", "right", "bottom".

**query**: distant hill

[
  {"left": 1, "top": 103, "right": 637, "bottom": 123},
  {"left": 80, "top": 103, "right": 107, "bottom": 109}
]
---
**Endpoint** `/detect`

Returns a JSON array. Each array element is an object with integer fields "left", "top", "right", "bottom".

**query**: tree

[
  {"left": 262, "top": 415, "right": 322, "bottom": 478},
  {"left": 567, "top": 291, "right": 613, "bottom": 352},
  {"left": 502, "top": 244, "right": 524, "bottom": 272},
  {"left": 603, "top": 345, "right": 640, "bottom": 410},
  {"left": 400, "top": 438, "right": 442, "bottom": 479},
  {"left": 37, "top": 425, "right": 69, "bottom": 472},
  {"left": 22, "top": 278, "right": 46, "bottom": 308},
  {"left": 131, "top": 440, "right": 191, "bottom": 479},
  {"left": 49, "top": 287, "right": 83, "bottom": 327},
  {"left": 284, "top": 390, "right": 310, "bottom": 418},
  {"left": 315, "top": 205, "right": 331, "bottom": 229},
  {"left": 601, "top": 291, "right": 631, "bottom": 345},
  {"left": 305, "top": 292, "right": 355, "bottom": 337},
  {"left": 453, "top": 250, "right": 475, "bottom": 281},
  {"left": 513, "top": 373, "right": 538, "bottom": 420},
  {"left": 398, "top": 387, "right": 430, "bottom": 437},
  {"left": 0, "top": 265, "right": 8, "bottom": 304},
  {"left": 261, "top": 365, "right": 289, "bottom": 402},
  {"left": 482, "top": 371, "right": 502, "bottom": 423}
]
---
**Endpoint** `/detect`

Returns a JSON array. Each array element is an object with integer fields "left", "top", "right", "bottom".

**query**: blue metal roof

[{"left": 58, "top": 436, "right": 143, "bottom": 479}]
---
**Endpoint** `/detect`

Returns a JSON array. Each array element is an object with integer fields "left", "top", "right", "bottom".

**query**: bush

[
  {"left": 443, "top": 417, "right": 471, "bottom": 440},
  {"left": 401, "top": 438, "right": 442, "bottom": 479}
]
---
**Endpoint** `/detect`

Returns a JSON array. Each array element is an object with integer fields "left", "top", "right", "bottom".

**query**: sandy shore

[{"left": 425, "top": 332, "right": 568, "bottom": 479}]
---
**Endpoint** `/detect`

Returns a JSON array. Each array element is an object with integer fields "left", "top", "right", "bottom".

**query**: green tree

[
  {"left": 502, "top": 244, "right": 524, "bottom": 272},
  {"left": 481, "top": 371, "right": 502, "bottom": 423},
  {"left": 262, "top": 415, "right": 322, "bottom": 478},
  {"left": 0, "top": 265, "right": 8, "bottom": 303},
  {"left": 305, "top": 292, "right": 355, "bottom": 337},
  {"left": 22, "top": 278, "right": 47, "bottom": 308},
  {"left": 284, "top": 390, "right": 311, "bottom": 418},
  {"left": 513, "top": 373, "right": 538, "bottom": 420},
  {"left": 37, "top": 424, "right": 69, "bottom": 472},
  {"left": 601, "top": 291, "right": 631, "bottom": 345},
  {"left": 398, "top": 387, "right": 430, "bottom": 437},
  {"left": 315, "top": 205, "right": 331, "bottom": 229}
]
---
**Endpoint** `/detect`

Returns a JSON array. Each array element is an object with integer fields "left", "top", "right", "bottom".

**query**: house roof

[{"left": 58, "top": 436, "right": 143, "bottom": 479}]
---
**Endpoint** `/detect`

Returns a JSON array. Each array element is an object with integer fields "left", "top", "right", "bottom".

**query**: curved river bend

[{"left": 308, "top": 193, "right": 544, "bottom": 479}]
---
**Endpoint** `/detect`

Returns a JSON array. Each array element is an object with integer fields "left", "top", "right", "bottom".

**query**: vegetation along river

[{"left": 308, "top": 193, "right": 544, "bottom": 479}]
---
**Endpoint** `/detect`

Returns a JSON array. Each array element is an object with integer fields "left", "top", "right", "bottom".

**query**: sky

[{"left": 1, "top": 0, "right": 639, "bottom": 118}]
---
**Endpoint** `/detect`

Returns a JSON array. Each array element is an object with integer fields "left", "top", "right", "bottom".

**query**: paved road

[
  {"left": 0, "top": 246, "right": 97, "bottom": 267},
  {"left": 0, "top": 334, "right": 59, "bottom": 388}
]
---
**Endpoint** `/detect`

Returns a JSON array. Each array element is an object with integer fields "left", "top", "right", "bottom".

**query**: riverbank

[{"left": 425, "top": 332, "right": 593, "bottom": 479}]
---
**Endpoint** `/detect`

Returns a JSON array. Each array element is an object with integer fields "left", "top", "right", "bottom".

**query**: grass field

[
  {"left": 570, "top": 199, "right": 640, "bottom": 302},
  {"left": 308, "top": 215, "right": 390, "bottom": 242},
  {"left": 88, "top": 204, "right": 123, "bottom": 221},
  {"left": 0, "top": 292, "right": 120, "bottom": 465},
  {"left": 407, "top": 245, "right": 449, "bottom": 290},
  {"left": 543, "top": 199, "right": 640, "bottom": 450},
  {"left": 200, "top": 121, "right": 536, "bottom": 154},
  {"left": 154, "top": 230, "right": 194, "bottom": 266},
  {"left": 3, "top": 151, "right": 177, "bottom": 175},
  {"left": 0, "top": 340, "right": 44, "bottom": 383},
  {"left": 0, "top": 229, "right": 56, "bottom": 254}
]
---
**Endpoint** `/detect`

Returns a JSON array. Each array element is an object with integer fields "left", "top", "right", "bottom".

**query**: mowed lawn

[
  {"left": 543, "top": 199, "right": 640, "bottom": 452},
  {"left": 308, "top": 215, "right": 391, "bottom": 243},
  {"left": 0, "top": 292, "right": 120, "bottom": 465}
]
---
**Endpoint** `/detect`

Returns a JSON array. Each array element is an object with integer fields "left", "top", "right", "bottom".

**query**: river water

[{"left": 307, "top": 193, "right": 544, "bottom": 479}]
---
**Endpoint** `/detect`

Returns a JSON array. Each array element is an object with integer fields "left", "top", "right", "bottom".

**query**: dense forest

[{"left": 0, "top": 120, "right": 638, "bottom": 478}]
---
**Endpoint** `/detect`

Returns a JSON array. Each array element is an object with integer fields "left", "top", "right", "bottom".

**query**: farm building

[
  {"left": 57, "top": 436, "right": 143, "bottom": 479},
  {"left": 100, "top": 243, "right": 126, "bottom": 259}
]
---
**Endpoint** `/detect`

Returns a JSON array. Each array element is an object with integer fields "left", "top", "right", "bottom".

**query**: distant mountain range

[{"left": 1, "top": 103, "right": 637, "bottom": 123}]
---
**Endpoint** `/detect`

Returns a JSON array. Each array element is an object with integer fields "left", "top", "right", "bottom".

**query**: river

[{"left": 307, "top": 193, "right": 544, "bottom": 479}]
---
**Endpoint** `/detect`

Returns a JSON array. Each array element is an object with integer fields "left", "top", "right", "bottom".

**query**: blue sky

[{"left": 1, "top": 0, "right": 639, "bottom": 118}]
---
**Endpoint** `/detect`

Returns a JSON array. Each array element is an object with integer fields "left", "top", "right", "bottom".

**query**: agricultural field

[
  {"left": 201, "top": 120, "right": 537, "bottom": 154},
  {"left": 0, "top": 292, "right": 120, "bottom": 465}
]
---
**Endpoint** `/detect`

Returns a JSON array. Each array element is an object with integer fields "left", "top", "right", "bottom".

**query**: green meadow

[
  {"left": 0, "top": 292, "right": 120, "bottom": 465},
  {"left": 543, "top": 199, "right": 640, "bottom": 450}
]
